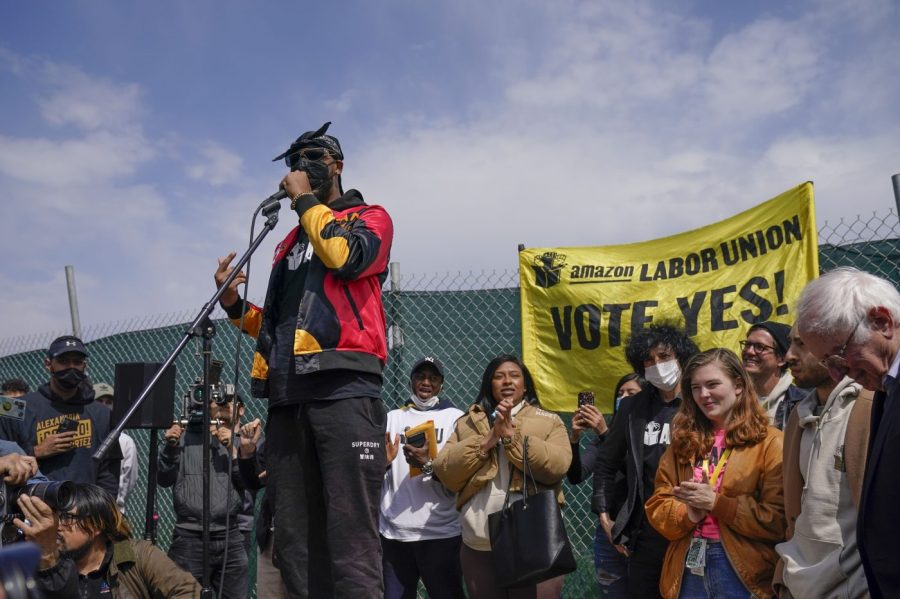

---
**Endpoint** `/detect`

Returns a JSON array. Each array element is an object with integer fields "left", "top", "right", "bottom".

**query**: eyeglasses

[
  {"left": 412, "top": 372, "right": 442, "bottom": 384},
  {"left": 818, "top": 317, "right": 865, "bottom": 379},
  {"left": 58, "top": 511, "right": 87, "bottom": 526},
  {"left": 739, "top": 340, "right": 777, "bottom": 354},
  {"left": 286, "top": 147, "right": 332, "bottom": 169}
]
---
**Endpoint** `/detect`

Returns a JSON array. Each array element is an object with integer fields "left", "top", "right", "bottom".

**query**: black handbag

[{"left": 488, "top": 436, "right": 577, "bottom": 588}]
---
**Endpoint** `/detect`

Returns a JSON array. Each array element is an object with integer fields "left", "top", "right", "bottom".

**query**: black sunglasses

[{"left": 286, "top": 147, "right": 331, "bottom": 169}]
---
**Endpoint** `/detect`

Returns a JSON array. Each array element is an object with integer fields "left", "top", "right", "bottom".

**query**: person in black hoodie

[
  {"left": 0, "top": 336, "right": 120, "bottom": 499},
  {"left": 594, "top": 324, "right": 698, "bottom": 598}
]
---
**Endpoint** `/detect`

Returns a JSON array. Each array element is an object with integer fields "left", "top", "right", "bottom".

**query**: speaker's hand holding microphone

[{"left": 281, "top": 170, "right": 313, "bottom": 202}]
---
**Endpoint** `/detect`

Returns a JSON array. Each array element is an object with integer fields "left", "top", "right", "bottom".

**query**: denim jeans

[
  {"left": 678, "top": 542, "right": 750, "bottom": 598},
  {"left": 593, "top": 525, "right": 628, "bottom": 598}
]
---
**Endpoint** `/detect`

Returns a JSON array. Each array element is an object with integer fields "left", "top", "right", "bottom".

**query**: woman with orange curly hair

[{"left": 645, "top": 348, "right": 786, "bottom": 598}]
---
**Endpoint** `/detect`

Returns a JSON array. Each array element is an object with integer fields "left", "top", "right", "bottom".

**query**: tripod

[{"left": 95, "top": 200, "right": 281, "bottom": 597}]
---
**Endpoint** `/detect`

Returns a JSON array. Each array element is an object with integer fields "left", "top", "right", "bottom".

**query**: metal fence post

[
  {"left": 65, "top": 265, "right": 82, "bottom": 339},
  {"left": 892, "top": 174, "right": 900, "bottom": 226}
]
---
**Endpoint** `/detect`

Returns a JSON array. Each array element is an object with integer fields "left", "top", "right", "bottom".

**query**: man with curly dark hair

[{"left": 594, "top": 323, "right": 699, "bottom": 598}]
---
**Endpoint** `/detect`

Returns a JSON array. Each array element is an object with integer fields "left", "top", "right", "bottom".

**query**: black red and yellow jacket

[{"left": 224, "top": 189, "right": 393, "bottom": 399}]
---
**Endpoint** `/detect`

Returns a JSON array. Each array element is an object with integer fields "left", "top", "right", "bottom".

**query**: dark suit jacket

[{"left": 858, "top": 376, "right": 900, "bottom": 599}]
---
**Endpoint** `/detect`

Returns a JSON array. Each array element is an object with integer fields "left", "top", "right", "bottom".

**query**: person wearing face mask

[
  {"left": 595, "top": 324, "right": 699, "bottom": 598},
  {"left": 0, "top": 336, "right": 121, "bottom": 500},
  {"left": 379, "top": 356, "right": 465, "bottom": 599},
  {"left": 213, "top": 122, "right": 394, "bottom": 597}
]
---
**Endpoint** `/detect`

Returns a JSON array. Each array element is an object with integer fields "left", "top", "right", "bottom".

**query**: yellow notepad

[{"left": 405, "top": 419, "right": 437, "bottom": 477}]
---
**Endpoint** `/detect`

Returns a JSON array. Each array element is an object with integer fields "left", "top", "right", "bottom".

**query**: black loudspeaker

[{"left": 113, "top": 362, "right": 177, "bottom": 429}]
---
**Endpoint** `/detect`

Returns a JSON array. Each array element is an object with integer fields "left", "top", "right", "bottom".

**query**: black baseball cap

[
  {"left": 47, "top": 335, "right": 88, "bottom": 359},
  {"left": 411, "top": 356, "right": 444, "bottom": 379}
]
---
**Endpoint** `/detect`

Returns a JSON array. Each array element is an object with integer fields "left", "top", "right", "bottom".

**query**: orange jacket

[{"left": 645, "top": 427, "right": 786, "bottom": 599}]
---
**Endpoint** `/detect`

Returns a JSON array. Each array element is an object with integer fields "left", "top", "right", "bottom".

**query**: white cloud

[
  {"left": 703, "top": 19, "right": 821, "bottom": 120},
  {"left": 0, "top": 130, "right": 149, "bottom": 187},
  {"left": 185, "top": 142, "right": 244, "bottom": 186},
  {"left": 1, "top": 0, "right": 899, "bottom": 345},
  {"left": 37, "top": 64, "right": 144, "bottom": 132},
  {"left": 330, "top": 89, "right": 359, "bottom": 113}
]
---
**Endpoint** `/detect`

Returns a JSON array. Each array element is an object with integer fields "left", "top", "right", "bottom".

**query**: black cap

[
  {"left": 47, "top": 335, "right": 88, "bottom": 359},
  {"left": 411, "top": 356, "right": 444, "bottom": 379},
  {"left": 749, "top": 322, "right": 791, "bottom": 355},
  {"left": 272, "top": 121, "right": 344, "bottom": 164}
]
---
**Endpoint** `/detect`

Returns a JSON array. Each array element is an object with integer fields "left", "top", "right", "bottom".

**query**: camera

[
  {"left": 0, "top": 481, "right": 75, "bottom": 545},
  {"left": 179, "top": 360, "right": 235, "bottom": 429}
]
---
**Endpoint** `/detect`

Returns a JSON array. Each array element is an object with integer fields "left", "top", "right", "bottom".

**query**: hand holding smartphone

[
  {"left": 56, "top": 417, "right": 79, "bottom": 434},
  {"left": 577, "top": 391, "right": 595, "bottom": 408}
]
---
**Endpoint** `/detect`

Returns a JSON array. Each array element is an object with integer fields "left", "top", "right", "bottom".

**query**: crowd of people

[{"left": 0, "top": 119, "right": 897, "bottom": 599}]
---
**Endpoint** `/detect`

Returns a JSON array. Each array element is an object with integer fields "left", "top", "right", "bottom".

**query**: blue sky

[{"left": 1, "top": 0, "right": 899, "bottom": 344}]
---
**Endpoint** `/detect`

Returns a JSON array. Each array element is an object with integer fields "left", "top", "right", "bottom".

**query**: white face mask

[{"left": 644, "top": 359, "right": 681, "bottom": 392}]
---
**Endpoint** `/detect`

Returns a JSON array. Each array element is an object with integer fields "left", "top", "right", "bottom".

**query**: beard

[{"left": 60, "top": 537, "right": 94, "bottom": 562}]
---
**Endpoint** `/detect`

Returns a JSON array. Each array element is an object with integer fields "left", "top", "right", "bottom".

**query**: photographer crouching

[
  {"left": 12, "top": 482, "right": 201, "bottom": 597},
  {"left": 158, "top": 389, "right": 250, "bottom": 599}
]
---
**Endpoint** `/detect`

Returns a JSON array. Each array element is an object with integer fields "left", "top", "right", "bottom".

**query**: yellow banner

[{"left": 519, "top": 183, "right": 818, "bottom": 413}]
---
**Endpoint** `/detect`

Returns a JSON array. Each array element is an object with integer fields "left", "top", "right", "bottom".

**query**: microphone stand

[{"left": 94, "top": 198, "right": 282, "bottom": 597}]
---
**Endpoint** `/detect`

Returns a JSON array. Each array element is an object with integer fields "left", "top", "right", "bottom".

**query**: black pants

[
  {"left": 382, "top": 535, "right": 465, "bottom": 599},
  {"left": 625, "top": 524, "right": 668, "bottom": 599},
  {"left": 459, "top": 543, "right": 565, "bottom": 599},
  {"left": 168, "top": 527, "right": 249, "bottom": 599},
  {"left": 268, "top": 398, "right": 386, "bottom": 598}
]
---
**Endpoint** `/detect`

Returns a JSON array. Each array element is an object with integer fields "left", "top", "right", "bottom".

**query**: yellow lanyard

[{"left": 701, "top": 448, "right": 732, "bottom": 488}]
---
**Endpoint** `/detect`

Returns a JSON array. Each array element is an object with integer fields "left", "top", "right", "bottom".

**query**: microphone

[{"left": 258, "top": 188, "right": 288, "bottom": 215}]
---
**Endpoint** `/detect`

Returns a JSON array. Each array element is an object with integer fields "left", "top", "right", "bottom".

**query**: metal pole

[
  {"left": 64, "top": 265, "right": 82, "bottom": 338},
  {"left": 891, "top": 174, "right": 900, "bottom": 225},
  {"left": 389, "top": 262, "right": 403, "bottom": 349}
]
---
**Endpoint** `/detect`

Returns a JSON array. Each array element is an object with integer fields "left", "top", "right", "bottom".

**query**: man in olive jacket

[{"left": 15, "top": 482, "right": 200, "bottom": 598}]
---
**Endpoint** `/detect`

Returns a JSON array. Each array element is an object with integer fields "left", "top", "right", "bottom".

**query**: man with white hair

[{"left": 795, "top": 267, "right": 900, "bottom": 599}]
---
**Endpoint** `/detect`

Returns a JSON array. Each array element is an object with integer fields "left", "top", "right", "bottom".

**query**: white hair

[{"left": 795, "top": 267, "right": 900, "bottom": 343}]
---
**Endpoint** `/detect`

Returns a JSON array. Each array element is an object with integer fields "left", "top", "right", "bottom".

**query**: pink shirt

[{"left": 693, "top": 429, "right": 727, "bottom": 540}]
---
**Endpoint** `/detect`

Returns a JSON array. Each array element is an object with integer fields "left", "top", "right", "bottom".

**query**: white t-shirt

[
  {"left": 117, "top": 432, "right": 138, "bottom": 513},
  {"left": 379, "top": 401, "right": 464, "bottom": 541}
]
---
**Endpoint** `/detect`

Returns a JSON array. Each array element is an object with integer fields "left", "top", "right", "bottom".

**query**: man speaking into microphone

[{"left": 214, "top": 122, "right": 393, "bottom": 598}]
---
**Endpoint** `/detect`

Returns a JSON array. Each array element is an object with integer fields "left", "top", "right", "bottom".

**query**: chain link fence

[{"left": 1, "top": 209, "right": 898, "bottom": 598}]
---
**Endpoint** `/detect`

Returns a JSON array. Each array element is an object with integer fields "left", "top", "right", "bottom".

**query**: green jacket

[{"left": 37, "top": 539, "right": 201, "bottom": 599}]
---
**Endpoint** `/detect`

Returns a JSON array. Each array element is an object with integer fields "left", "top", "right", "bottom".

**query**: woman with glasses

[
  {"left": 645, "top": 348, "right": 786, "bottom": 598},
  {"left": 433, "top": 355, "right": 572, "bottom": 598}
]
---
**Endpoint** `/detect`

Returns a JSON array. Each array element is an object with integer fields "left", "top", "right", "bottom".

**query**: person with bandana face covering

[
  {"left": 379, "top": 356, "right": 465, "bottom": 599},
  {"left": 594, "top": 324, "right": 698, "bottom": 598},
  {"left": 0, "top": 336, "right": 121, "bottom": 500},
  {"left": 214, "top": 122, "right": 394, "bottom": 597}
]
